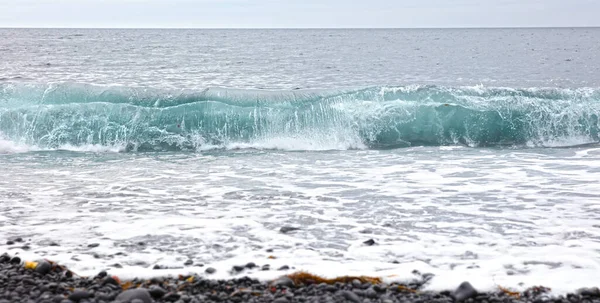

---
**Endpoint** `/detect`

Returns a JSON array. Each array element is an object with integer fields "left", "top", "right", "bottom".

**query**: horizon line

[{"left": 1, "top": 26, "right": 599, "bottom": 30}]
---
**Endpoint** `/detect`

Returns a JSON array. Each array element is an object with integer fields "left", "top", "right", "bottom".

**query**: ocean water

[{"left": 1, "top": 28, "right": 600, "bottom": 293}]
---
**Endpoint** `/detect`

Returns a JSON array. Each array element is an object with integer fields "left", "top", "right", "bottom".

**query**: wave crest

[{"left": 1, "top": 83, "right": 599, "bottom": 152}]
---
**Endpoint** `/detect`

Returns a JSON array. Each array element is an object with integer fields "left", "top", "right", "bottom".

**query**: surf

[{"left": 1, "top": 82, "right": 599, "bottom": 152}]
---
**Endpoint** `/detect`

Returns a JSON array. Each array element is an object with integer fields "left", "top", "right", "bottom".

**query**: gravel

[{"left": 1, "top": 252, "right": 599, "bottom": 303}]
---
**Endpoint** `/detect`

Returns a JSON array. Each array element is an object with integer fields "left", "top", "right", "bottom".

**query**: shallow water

[
  {"left": 2, "top": 146, "right": 600, "bottom": 293},
  {"left": 1, "top": 28, "right": 600, "bottom": 293}
]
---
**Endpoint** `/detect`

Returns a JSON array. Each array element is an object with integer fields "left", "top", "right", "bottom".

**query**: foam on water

[{"left": 2, "top": 147, "right": 600, "bottom": 294}]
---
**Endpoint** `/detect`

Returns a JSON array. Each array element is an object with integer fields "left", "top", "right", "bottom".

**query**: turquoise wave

[{"left": 1, "top": 83, "right": 599, "bottom": 151}]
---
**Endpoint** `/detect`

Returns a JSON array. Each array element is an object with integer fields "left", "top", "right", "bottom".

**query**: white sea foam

[{"left": 2, "top": 146, "right": 600, "bottom": 295}]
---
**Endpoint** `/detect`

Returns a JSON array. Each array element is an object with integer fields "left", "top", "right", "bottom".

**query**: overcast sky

[{"left": 0, "top": 0, "right": 598, "bottom": 28}]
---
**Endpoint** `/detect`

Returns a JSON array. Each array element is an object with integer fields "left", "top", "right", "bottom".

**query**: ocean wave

[{"left": 1, "top": 82, "right": 600, "bottom": 152}]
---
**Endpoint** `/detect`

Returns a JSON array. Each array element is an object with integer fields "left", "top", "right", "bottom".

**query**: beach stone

[
  {"left": 9, "top": 257, "right": 21, "bottom": 264},
  {"left": 232, "top": 265, "right": 245, "bottom": 272},
  {"left": 6, "top": 240, "right": 14, "bottom": 245},
  {"left": 49, "top": 242, "right": 60, "bottom": 246},
  {"left": 115, "top": 288, "right": 153, "bottom": 303},
  {"left": 0, "top": 253, "right": 10, "bottom": 263},
  {"left": 280, "top": 226, "right": 300, "bottom": 234},
  {"left": 102, "top": 276, "right": 120, "bottom": 286},
  {"left": 148, "top": 285, "right": 167, "bottom": 299},
  {"left": 163, "top": 292, "right": 181, "bottom": 302},
  {"left": 35, "top": 260, "right": 52, "bottom": 275},
  {"left": 365, "top": 287, "right": 378, "bottom": 298},
  {"left": 245, "top": 262, "right": 257, "bottom": 269},
  {"left": 14, "top": 237, "right": 23, "bottom": 242},
  {"left": 184, "top": 259, "right": 193, "bottom": 266},
  {"left": 363, "top": 239, "right": 376, "bottom": 246},
  {"left": 578, "top": 287, "right": 600, "bottom": 297},
  {"left": 278, "top": 265, "right": 290, "bottom": 271},
  {"left": 21, "top": 245, "right": 30, "bottom": 250},
  {"left": 272, "top": 277, "right": 295, "bottom": 288},
  {"left": 453, "top": 281, "right": 477, "bottom": 302},
  {"left": 340, "top": 290, "right": 361, "bottom": 303},
  {"left": 262, "top": 264, "right": 270, "bottom": 271},
  {"left": 205, "top": 267, "right": 216, "bottom": 274},
  {"left": 87, "top": 243, "right": 99, "bottom": 248},
  {"left": 96, "top": 271, "right": 107, "bottom": 278},
  {"left": 68, "top": 289, "right": 91, "bottom": 302}
]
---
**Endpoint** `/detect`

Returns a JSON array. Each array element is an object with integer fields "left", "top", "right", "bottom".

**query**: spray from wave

[{"left": 1, "top": 82, "right": 599, "bottom": 152}]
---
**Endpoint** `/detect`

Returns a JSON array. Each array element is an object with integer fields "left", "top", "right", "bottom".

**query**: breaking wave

[{"left": 1, "top": 82, "right": 600, "bottom": 152}]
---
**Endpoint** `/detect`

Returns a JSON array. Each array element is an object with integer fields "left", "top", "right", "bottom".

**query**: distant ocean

[{"left": 1, "top": 28, "right": 600, "bottom": 293}]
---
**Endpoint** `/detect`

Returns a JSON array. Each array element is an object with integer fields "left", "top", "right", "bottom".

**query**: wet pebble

[
  {"left": 184, "top": 259, "right": 193, "bottom": 266},
  {"left": 148, "top": 285, "right": 167, "bottom": 298},
  {"left": 363, "top": 239, "right": 376, "bottom": 246},
  {"left": 87, "top": 243, "right": 99, "bottom": 248},
  {"left": 205, "top": 267, "right": 216, "bottom": 274},
  {"left": 280, "top": 226, "right": 300, "bottom": 234},
  {"left": 68, "top": 289, "right": 91, "bottom": 302},
  {"left": 35, "top": 260, "right": 52, "bottom": 275},
  {"left": 340, "top": 290, "right": 361, "bottom": 303},
  {"left": 115, "top": 288, "right": 153, "bottom": 303},
  {"left": 453, "top": 281, "right": 477, "bottom": 302}
]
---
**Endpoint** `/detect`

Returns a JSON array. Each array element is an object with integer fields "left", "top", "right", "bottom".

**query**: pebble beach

[{"left": 1, "top": 251, "right": 600, "bottom": 303}]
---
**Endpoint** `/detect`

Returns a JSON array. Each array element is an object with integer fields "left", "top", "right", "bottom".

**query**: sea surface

[{"left": 1, "top": 28, "right": 600, "bottom": 293}]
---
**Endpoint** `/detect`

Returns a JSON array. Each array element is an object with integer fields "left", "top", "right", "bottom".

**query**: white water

[{"left": 2, "top": 146, "right": 600, "bottom": 295}]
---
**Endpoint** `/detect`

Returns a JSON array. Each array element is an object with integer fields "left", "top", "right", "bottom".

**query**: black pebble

[
  {"left": 21, "top": 245, "right": 30, "bottom": 250},
  {"left": 35, "top": 260, "right": 52, "bottom": 275},
  {"left": 111, "top": 263, "right": 123, "bottom": 269},
  {"left": 87, "top": 243, "right": 99, "bottom": 248},
  {"left": 453, "top": 281, "right": 477, "bottom": 302},
  {"left": 148, "top": 285, "right": 167, "bottom": 299},
  {"left": 272, "top": 277, "right": 295, "bottom": 288},
  {"left": 153, "top": 264, "right": 162, "bottom": 270},
  {"left": 9, "top": 257, "right": 21, "bottom": 264},
  {"left": 261, "top": 264, "right": 270, "bottom": 271},
  {"left": 266, "top": 248, "right": 274, "bottom": 253},
  {"left": 278, "top": 265, "right": 290, "bottom": 271},
  {"left": 138, "top": 241, "right": 146, "bottom": 246},
  {"left": 245, "top": 262, "right": 257, "bottom": 269},
  {"left": 205, "top": 267, "right": 216, "bottom": 274},
  {"left": 363, "top": 239, "right": 376, "bottom": 246},
  {"left": 68, "top": 289, "right": 91, "bottom": 302},
  {"left": 6, "top": 240, "right": 14, "bottom": 245},
  {"left": 184, "top": 259, "right": 193, "bottom": 266},
  {"left": 279, "top": 226, "right": 300, "bottom": 234},
  {"left": 341, "top": 290, "right": 361, "bottom": 303},
  {"left": 116, "top": 288, "right": 153, "bottom": 303},
  {"left": 163, "top": 292, "right": 181, "bottom": 302},
  {"left": 232, "top": 265, "right": 245, "bottom": 272},
  {"left": 49, "top": 242, "right": 60, "bottom": 246},
  {"left": 102, "top": 276, "right": 120, "bottom": 286},
  {"left": 0, "top": 253, "right": 9, "bottom": 263},
  {"left": 14, "top": 237, "right": 23, "bottom": 243},
  {"left": 96, "top": 271, "right": 107, "bottom": 278}
]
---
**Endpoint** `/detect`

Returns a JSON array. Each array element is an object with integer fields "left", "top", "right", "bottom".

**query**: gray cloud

[{"left": 0, "top": 0, "right": 598, "bottom": 28}]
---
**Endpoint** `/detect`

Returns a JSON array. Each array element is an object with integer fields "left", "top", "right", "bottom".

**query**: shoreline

[{"left": 1, "top": 253, "right": 599, "bottom": 303}]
